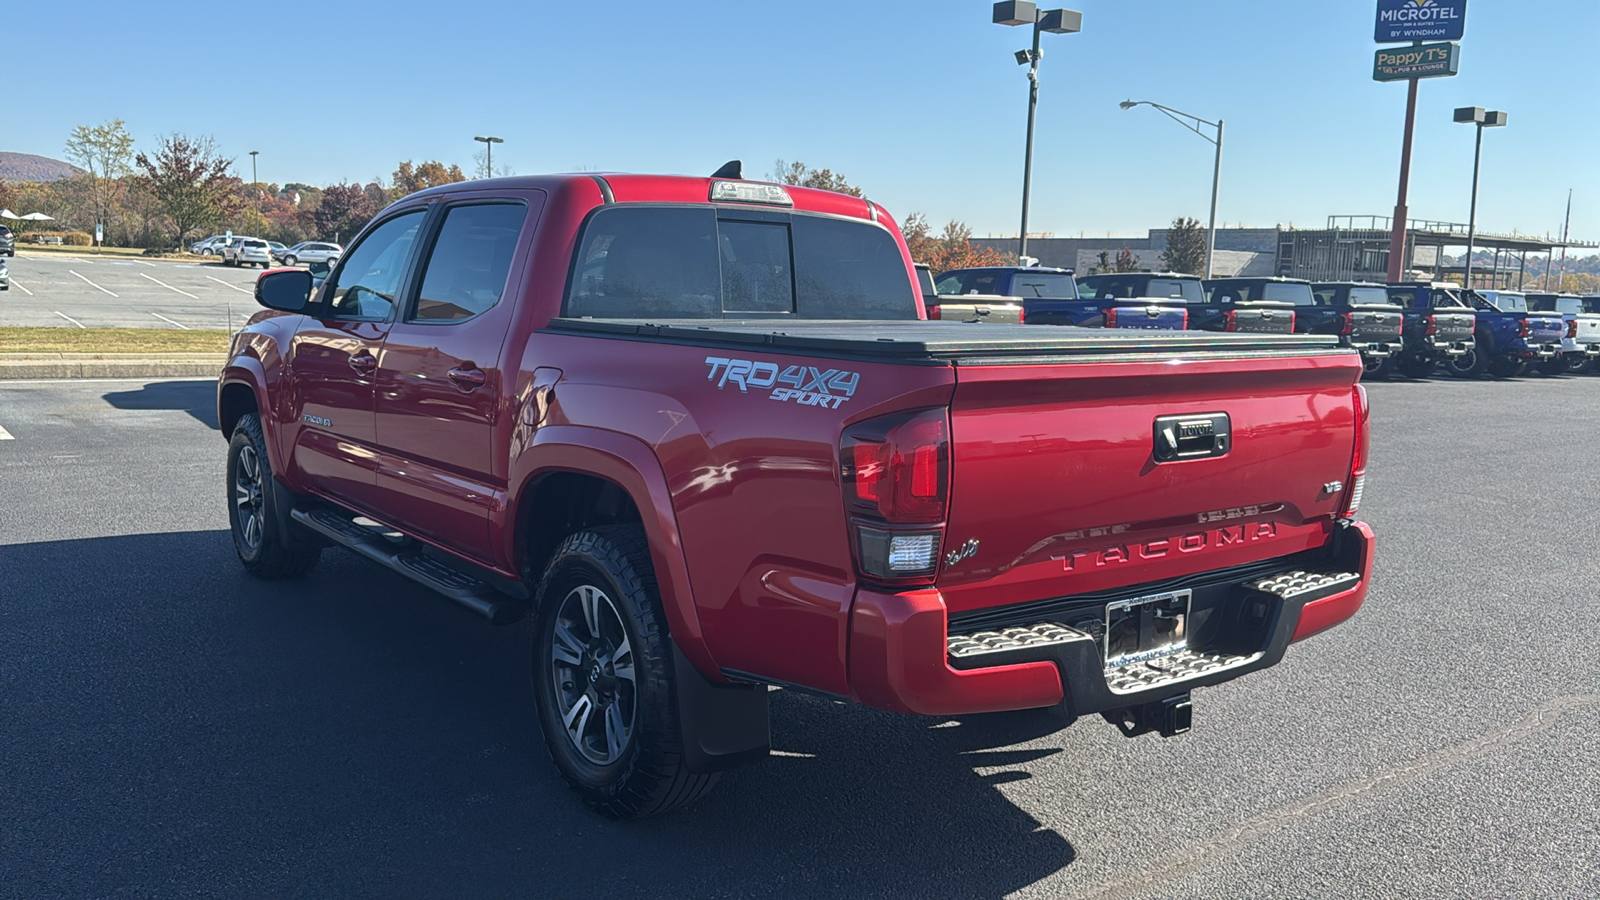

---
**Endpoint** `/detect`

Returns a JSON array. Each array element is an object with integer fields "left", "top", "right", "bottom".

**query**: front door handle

[
  {"left": 448, "top": 365, "right": 488, "bottom": 390},
  {"left": 348, "top": 351, "right": 377, "bottom": 375}
]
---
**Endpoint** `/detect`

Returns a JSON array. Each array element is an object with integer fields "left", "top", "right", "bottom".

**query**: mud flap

[{"left": 674, "top": 644, "right": 770, "bottom": 773}]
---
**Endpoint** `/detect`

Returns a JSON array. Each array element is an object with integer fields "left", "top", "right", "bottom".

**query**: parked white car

[
  {"left": 222, "top": 237, "right": 273, "bottom": 268},
  {"left": 280, "top": 241, "right": 343, "bottom": 266},
  {"left": 0, "top": 258, "right": 9, "bottom": 291}
]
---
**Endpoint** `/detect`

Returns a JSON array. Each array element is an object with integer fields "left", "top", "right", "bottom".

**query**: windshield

[
  {"left": 565, "top": 206, "right": 917, "bottom": 319},
  {"left": 1347, "top": 287, "right": 1397, "bottom": 307},
  {"left": 1209, "top": 280, "right": 1314, "bottom": 305},
  {"left": 1011, "top": 272, "right": 1078, "bottom": 299}
]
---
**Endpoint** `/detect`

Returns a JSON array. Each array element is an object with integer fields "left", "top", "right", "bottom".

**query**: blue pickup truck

[
  {"left": 1074, "top": 272, "right": 1205, "bottom": 330},
  {"left": 1463, "top": 290, "right": 1567, "bottom": 377},
  {"left": 1087, "top": 275, "right": 1304, "bottom": 334},
  {"left": 1385, "top": 283, "right": 1486, "bottom": 378},
  {"left": 935, "top": 266, "right": 1108, "bottom": 326},
  {"left": 1310, "top": 283, "right": 1407, "bottom": 378}
]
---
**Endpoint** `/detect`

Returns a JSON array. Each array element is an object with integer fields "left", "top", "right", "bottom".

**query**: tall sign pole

[
  {"left": 1386, "top": 68, "right": 1420, "bottom": 284},
  {"left": 1374, "top": 0, "right": 1469, "bottom": 283}
]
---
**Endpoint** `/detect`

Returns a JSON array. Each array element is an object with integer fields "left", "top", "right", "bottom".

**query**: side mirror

[
  {"left": 256, "top": 268, "right": 313, "bottom": 312},
  {"left": 307, "top": 259, "right": 332, "bottom": 278}
]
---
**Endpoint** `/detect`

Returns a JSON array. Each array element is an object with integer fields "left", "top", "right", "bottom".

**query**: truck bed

[{"left": 547, "top": 318, "right": 1346, "bottom": 362}]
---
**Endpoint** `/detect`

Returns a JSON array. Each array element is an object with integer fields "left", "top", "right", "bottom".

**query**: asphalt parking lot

[
  {"left": 0, "top": 251, "right": 261, "bottom": 330},
  {"left": 1, "top": 376, "right": 1597, "bottom": 898}
]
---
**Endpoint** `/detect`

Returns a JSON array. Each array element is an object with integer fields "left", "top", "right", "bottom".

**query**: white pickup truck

[{"left": 1526, "top": 293, "right": 1600, "bottom": 374}]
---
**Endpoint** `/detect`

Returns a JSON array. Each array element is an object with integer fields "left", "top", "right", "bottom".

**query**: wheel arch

[{"left": 507, "top": 425, "right": 716, "bottom": 677}]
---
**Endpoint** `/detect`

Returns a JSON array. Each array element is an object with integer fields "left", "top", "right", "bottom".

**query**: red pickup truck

[{"left": 218, "top": 169, "right": 1375, "bottom": 818}]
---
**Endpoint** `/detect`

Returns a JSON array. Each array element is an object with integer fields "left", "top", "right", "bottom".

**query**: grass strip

[{"left": 0, "top": 327, "right": 232, "bottom": 354}]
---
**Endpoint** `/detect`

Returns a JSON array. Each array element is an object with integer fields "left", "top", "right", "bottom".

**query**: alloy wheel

[
  {"left": 233, "top": 444, "right": 265, "bottom": 552},
  {"left": 550, "top": 584, "right": 637, "bottom": 765}
]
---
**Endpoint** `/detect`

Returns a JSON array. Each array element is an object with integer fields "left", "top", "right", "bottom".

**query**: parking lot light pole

[
  {"left": 993, "top": 2, "right": 1082, "bottom": 263},
  {"left": 1120, "top": 100, "right": 1224, "bottom": 278},
  {"left": 1453, "top": 107, "right": 1507, "bottom": 290},
  {"left": 249, "top": 150, "right": 259, "bottom": 188},
  {"left": 474, "top": 136, "right": 504, "bottom": 179}
]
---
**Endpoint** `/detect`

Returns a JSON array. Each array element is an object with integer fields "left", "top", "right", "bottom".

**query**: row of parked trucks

[{"left": 917, "top": 264, "right": 1600, "bottom": 380}]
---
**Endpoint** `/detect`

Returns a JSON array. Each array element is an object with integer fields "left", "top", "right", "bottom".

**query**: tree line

[{"left": 0, "top": 120, "right": 470, "bottom": 250}]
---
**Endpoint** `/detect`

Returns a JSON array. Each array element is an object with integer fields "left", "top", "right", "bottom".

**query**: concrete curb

[{"left": 0, "top": 355, "right": 226, "bottom": 380}]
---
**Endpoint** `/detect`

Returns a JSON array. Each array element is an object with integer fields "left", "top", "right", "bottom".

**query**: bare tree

[{"left": 64, "top": 119, "right": 136, "bottom": 236}]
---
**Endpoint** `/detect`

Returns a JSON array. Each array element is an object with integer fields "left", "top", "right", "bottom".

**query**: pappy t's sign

[
  {"left": 1375, "top": 0, "right": 1467, "bottom": 43},
  {"left": 1372, "top": 41, "right": 1461, "bottom": 81}
]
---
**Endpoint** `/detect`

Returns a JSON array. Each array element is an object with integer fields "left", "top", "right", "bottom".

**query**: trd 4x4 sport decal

[{"left": 705, "top": 357, "right": 861, "bottom": 409}]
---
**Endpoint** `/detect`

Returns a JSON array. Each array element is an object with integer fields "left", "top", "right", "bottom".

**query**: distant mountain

[{"left": 0, "top": 152, "right": 85, "bottom": 182}]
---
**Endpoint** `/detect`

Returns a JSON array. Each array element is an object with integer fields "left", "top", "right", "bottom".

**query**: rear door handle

[
  {"left": 448, "top": 366, "right": 488, "bottom": 390},
  {"left": 348, "top": 351, "right": 377, "bottom": 375}
]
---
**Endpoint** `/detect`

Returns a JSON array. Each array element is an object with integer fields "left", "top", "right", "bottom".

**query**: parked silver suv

[
  {"left": 223, "top": 237, "right": 273, "bottom": 268},
  {"left": 280, "top": 241, "right": 343, "bottom": 266}
]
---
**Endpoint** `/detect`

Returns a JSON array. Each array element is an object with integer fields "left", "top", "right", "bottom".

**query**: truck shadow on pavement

[
  {"left": 101, "top": 379, "right": 219, "bottom": 430},
  {"left": 2, "top": 530, "right": 1077, "bottom": 899}
]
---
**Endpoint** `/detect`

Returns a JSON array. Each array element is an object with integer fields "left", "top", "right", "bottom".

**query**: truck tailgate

[
  {"left": 1349, "top": 308, "right": 1403, "bottom": 343},
  {"left": 1109, "top": 302, "right": 1187, "bottom": 331},
  {"left": 937, "top": 353, "right": 1360, "bottom": 614},
  {"left": 1228, "top": 304, "right": 1297, "bottom": 334},
  {"left": 1424, "top": 311, "right": 1475, "bottom": 342},
  {"left": 1524, "top": 314, "right": 1565, "bottom": 345}
]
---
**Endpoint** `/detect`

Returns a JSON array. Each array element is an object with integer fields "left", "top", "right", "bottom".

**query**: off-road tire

[
  {"left": 1445, "top": 339, "right": 1488, "bottom": 378},
  {"left": 227, "top": 413, "right": 321, "bottom": 579},
  {"left": 532, "top": 525, "right": 717, "bottom": 818}
]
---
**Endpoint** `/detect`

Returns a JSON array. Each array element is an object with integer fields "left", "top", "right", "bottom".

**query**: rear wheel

[
  {"left": 1361, "top": 355, "right": 1394, "bottom": 381},
  {"left": 1563, "top": 354, "right": 1588, "bottom": 374},
  {"left": 284, "top": 255, "right": 298, "bottom": 266},
  {"left": 1487, "top": 355, "right": 1526, "bottom": 378},
  {"left": 1537, "top": 357, "right": 1567, "bottom": 376},
  {"left": 1444, "top": 340, "right": 1488, "bottom": 378},
  {"left": 227, "top": 413, "right": 321, "bottom": 579},
  {"left": 532, "top": 526, "right": 717, "bottom": 819}
]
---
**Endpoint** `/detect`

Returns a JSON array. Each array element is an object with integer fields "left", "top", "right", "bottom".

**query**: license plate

[{"left": 1104, "top": 590, "right": 1191, "bottom": 667}]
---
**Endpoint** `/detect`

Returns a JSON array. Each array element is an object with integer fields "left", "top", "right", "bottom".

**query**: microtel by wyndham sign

[{"left": 1375, "top": 0, "right": 1467, "bottom": 43}]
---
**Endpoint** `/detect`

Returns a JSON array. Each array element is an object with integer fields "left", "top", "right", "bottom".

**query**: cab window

[
  {"left": 411, "top": 203, "right": 525, "bottom": 322},
  {"left": 324, "top": 210, "right": 425, "bottom": 320}
]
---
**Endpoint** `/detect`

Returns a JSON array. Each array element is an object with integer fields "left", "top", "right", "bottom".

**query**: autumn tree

[
  {"left": 134, "top": 134, "right": 239, "bottom": 247},
  {"left": 901, "top": 212, "right": 1011, "bottom": 273},
  {"left": 1160, "top": 216, "right": 1207, "bottom": 275},
  {"left": 65, "top": 119, "right": 136, "bottom": 235},
  {"left": 771, "top": 160, "right": 865, "bottom": 197},
  {"left": 314, "top": 183, "right": 379, "bottom": 243},
  {"left": 392, "top": 160, "right": 467, "bottom": 198}
]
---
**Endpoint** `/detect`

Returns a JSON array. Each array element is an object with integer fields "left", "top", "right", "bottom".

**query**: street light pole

[
  {"left": 474, "top": 135, "right": 504, "bottom": 179},
  {"left": 249, "top": 150, "right": 259, "bottom": 187},
  {"left": 1120, "top": 100, "right": 1224, "bottom": 278},
  {"left": 993, "top": 2, "right": 1082, "bottom": 264},
  {"left": 1453, "top": 107, "right": 1507, "bottom": 290}
]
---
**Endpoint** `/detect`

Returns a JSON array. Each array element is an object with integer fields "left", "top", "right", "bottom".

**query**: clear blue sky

[{"left": 9, "top": 1, "right": 1597, "bottom": 245}]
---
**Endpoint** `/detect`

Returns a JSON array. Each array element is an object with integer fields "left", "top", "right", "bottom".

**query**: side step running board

[{"left": 290, "top": 507, "right": 528, "bottom": 625}]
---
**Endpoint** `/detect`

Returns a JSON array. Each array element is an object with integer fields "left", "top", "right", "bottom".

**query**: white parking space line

[
  {"left": 69, "top": 270, "right": 118, "bottom": 297},
  {"left": 150, "top": 313, "right": 190, "bottom": 330},
  {"left": 0, "top": 424, "right": 14, "bottom": 440},
  {"left": 8, "top": 279, "right": 34, "bottom": 296},
  {"left": 139, "top": 271, "right": 200, "bottom": 299},
  {"left": 132, "top": 260, "right": 159, "bottom": 267},
  {"left": 54, "top": 311, "right": 86, "bottom": 328},
  {"left": 206, "top": 275, "right": 254, "bottom": 295}
]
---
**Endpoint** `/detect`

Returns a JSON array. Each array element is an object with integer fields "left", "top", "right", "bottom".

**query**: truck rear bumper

[{"left": 847, "top": 521, "right": 1374, "bottom": 717}]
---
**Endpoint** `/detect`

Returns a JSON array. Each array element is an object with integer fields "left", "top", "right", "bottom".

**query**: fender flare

[
  {"left": 218, "top": 361, "right": 279, "bottom": 462},
  {"left": 506, "top": 424, "right": 717, "bottom": 677}
]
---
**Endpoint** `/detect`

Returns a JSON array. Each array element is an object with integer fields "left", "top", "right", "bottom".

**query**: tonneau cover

[{"left": 547, "top": 318, "right": 1345, "bottom": 361}]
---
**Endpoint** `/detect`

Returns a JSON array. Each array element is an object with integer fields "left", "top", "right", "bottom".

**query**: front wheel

[
  {"left": 227, "top": 413, "right": 321, "bottom": 579},
  {"left": 532, "top": 526, "right": 717, "bottom": 819},
  {"left": 284, "top": 255, "right": 297, "bottom": 266}
]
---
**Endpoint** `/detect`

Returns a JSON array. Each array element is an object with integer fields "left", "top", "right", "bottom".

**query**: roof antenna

[{"left": 711, "top": 160, "right": 742, "bottom": 179}]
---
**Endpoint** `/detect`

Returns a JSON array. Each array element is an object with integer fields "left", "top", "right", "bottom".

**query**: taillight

[
  {"left": 1018, "top": 306, "right": 1026, "bottom": 325},
  {"left": 1424, "top": 315, "right": 1437, "bottom": 336},
  {"left": 1340, "top": 312, "right": 1355, "bottom": 336},
  {"left": 1288, "top": 312, "right": 1297, "bottom": 331},
  {"left": 1105, "top": 308, "right": 1119, "bottom": 328},
  {"left": 1567, "top": 318, "right": 1578, "bottom": 339},
  {"left": 841, "top": 408, "right": 950, "bottom": 583},
  {"left": 1178, "top": 309, "right": 1189, "bottom": 329},
  {"left": 1517, "top": 318, "right": 1530, "bottom": 338},
  {"left": 1224, "top": 310, "right": 1238, "bottom": 331},
  {"left": 928, "top": 305, "right": 941, "bottom": 320},
  {"left": 1341, "top": 384, "right": 1369, "bottom": 518}
]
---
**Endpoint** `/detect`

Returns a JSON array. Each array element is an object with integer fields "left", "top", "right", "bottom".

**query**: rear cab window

[
  {"left": 1346, "top": 287, "right": 1398, "bottom": 307},
  {"left": 564, "top": 206, "right": 916, "bottom": 320},
  {"left": 1010, "top": 272, "right": 1078, "bottom": 299}
]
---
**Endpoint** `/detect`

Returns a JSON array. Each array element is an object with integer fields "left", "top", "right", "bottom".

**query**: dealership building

[{"left": 975, "top": 217, "right": 1594, "bottom": 288}]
